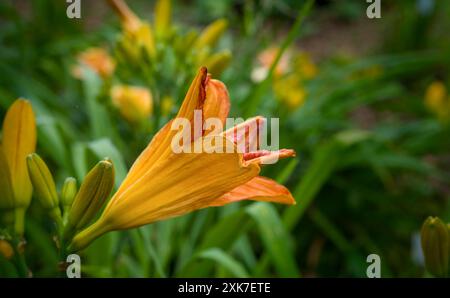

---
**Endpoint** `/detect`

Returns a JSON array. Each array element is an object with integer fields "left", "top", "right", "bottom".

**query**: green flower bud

[
  {"left": 64, "top": 159, "right": 114, "bottom": 240},
  {"left": 421, "top": 216, "right": 449, "bottom": 277},
  {"left": 26, "top": 153, "right": 59, "bottom": 210},
  {"left": 61, "top": 177, "right": 77, "bottom": 210},
  {"left": 26, "top": 153, "right": 62, "bottom": 225}
]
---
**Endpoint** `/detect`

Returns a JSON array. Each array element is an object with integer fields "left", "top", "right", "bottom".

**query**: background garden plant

[{"left": 0, "top": 0, "right": 449, "bottom": 277}]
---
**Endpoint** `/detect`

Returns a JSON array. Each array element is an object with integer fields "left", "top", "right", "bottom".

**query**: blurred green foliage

[{"left": 0, "top": 0, "right": 449, "bottom": 277}]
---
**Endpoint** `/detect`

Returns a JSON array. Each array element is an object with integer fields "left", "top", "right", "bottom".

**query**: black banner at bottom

[{"left": 0, "top": 278, "right": 445, "bottom": 296}]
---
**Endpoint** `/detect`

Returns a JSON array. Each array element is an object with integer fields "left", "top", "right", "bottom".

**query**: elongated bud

[
  {"left": 0, "top": 239, "right": 14, "bottom": 260},
  {"left": 203, "top": 50, "right": 231, "bottom": 77},
  {"left": 2, "top": 99, "right": 36, "bottom": 236},
  {"left": 421, "top": 216, "right": 449, "bottom": 277},
  {"left": 154, "top": 0, "right": 171, "bottom": 38},
  {"left": 65, "top": 159, "right": 114, "bottom": 239},
  {"left": 61, "top": 177, "right": 77, "bottom": 210},
  {"left": 194, "top": 19, "right": 228, "bottom": 50},
  {"left": 26, "top": 153, "right": 58, "bottom": 210},
  {"left": 2, "top": 99, "right": 36, "bottom": 208},
  {"left": 26, "top": 153, "right": 62, "bottom": 225}
]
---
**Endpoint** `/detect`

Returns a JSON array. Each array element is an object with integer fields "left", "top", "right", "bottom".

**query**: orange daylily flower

[{"left": 69, "top": 67, "right": 295, "bottom": 251}]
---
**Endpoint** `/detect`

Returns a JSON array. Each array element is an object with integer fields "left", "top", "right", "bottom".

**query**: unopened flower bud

[
  {"left": 61, "top": 177, "right": 77, "bottom": 212},
  {"left": 26, "top": 153, "right": 59, "bottom": 210},
  {"left": 421, "top": 216, "right": 449, "bottom": 277},
  {"left": 26, "top": 153, "right": 62, "bottom": 226},
  {"left": 65, "top": 159, "right": 114, "bottom": 240}
]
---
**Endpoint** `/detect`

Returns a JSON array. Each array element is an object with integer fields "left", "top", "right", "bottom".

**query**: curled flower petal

[
  {"left": 222, "top": 116, "right": 266, "bottom": 153},
  {"left": 204, "top": 77, "right": 230, "bottom": 134},
  {"left": 210, "top": 176, "right": 295, "bottom": 207},
  {"left": 244, "top": 149, "right": 296, "bottom": 165}
]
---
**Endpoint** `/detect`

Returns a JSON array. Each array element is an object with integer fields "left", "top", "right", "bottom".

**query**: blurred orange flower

[{"left": 72, "top": 47, "right": 116, "bottom": 79}]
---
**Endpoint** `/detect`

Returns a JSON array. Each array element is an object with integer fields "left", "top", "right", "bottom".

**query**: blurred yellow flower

[
  {"left": 274, "top": 75, "right": 307, "bottom": 109},
  {"left": 0, "top": 99, "right": 36, "bottom": 235},
  {"left": 72, "top": 47, "right": 116, "bottom": 79},
  {"left": 295, "top": 52, "right": 318, "bottom": 80},
  {"left": 108, "top": 0, "right": 156, "bottom": 59},
  {"left": 425, "top": 81, "right": 450, "bottom": 121},
  {"left": 251, "top": 47, "right": 316, "bottom": 109},
  {"left": 111, "top": 85, "right": 153, "bottom": 124},
  {"left": 425, "top": 81, "right": 447, "bottom": 110},
  {"left": 69, "top": 67, "right": 296, "bottom": 251}
]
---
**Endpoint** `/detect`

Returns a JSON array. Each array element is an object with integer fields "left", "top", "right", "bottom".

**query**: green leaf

[
  {"left": 283, "top": 141, "right": 340, "bottom": 230},
  {"left": 178, "top": 209, "right": 251, "bottom": 276},
  {"left": 247, "top": 202, "right": 300, "bottom": 277},
  {"left": 195, "top": 248, "right": 250, "bottom": 278}
]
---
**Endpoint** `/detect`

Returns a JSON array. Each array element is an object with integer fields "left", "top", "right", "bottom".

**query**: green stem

[
  {"left": 14, "top": 208, "right": 26, "bottom": 236},
  {"left": 11, "top": 237, "right": 29, "bottom": 277},
  {"left": 67, "top": 219, "right": 110, "bottom": 253},
  {"left": 244, "top": 0, "right": 315, "bottom": 117}
]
